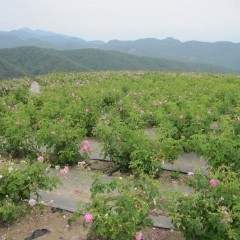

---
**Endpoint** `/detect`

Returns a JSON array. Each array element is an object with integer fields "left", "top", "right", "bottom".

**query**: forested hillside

[{"left": 0, "top": 46, "right": 235, "bottom": 80}]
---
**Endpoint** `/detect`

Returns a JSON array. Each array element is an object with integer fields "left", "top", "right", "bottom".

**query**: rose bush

[{"left": 167, "top": 166, "right": 240, "bottom": 240}]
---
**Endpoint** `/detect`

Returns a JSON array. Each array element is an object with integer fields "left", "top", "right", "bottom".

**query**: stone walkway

[
  {"left": 39, "top": 133, "right": 207, "bottom": 229},
  {"left": 87, "top": 138, "right": 208, "bottom": 173},
  {"left": 39, "top": 168, "right": 192, "bottom": 229}
]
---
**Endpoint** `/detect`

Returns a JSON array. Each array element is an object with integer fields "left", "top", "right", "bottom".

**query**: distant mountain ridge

[
  {"left": 0, "top": 28, "right": 240, "bottom": 73},
  {"left": 0, "top": 46, "right": 235, "bottom": 80}
]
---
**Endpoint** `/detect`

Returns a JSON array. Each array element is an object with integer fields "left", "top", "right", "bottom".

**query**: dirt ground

[
  {"left": 0, "top": 156, "right": 186, "bottom": 240},
  {"left": 0, "top": 207, "right": 184, "bottom": 240}
]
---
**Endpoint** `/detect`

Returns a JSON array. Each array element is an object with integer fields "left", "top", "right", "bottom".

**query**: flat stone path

[
  {"left": 39, "top": 129, "right": 207, "bottom": 230},
  {"left": 87, "top": 138, "right": 208, "bottom": 173},
  {"left": 38, "top": 168, "right": 192, "bottom": 229}
]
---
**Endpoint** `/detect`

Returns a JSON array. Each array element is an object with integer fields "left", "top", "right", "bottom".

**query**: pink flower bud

[
  {"left": 28, "top": 199, "right": 36, "bottom": 206},
  {"left": 135, "top": 231, "right": 143, "bottom": 240},
  {"left": 51, "top": 131, "right": 57, "bottom": 135},
  {"left": 84, "top": 108, "right": 89, "bottom": 113},
  {"left": 37, "top": 156, "right": 44, "bottom": 162},
  {"left": 83, "top": 140, "right": 90, "bottom": 148},
  {"left": 179, "top": 115, "right": 184, "bottom": 120},
  {"left": 60, "top": 169, "right": 66, "bottom": 176},
  {"left": 210, "top": 179, "right": 218, "bottom": 188},
  {"left": 64, "top": 166, "right": 69, "bottom": 173},
  {"left": 81, "top": 145, "right": 89, "bottom": 153},
  {"left": 84, "top": 214, "right": 93, "bottom": 223},
  {"left": 60, "top": 166, "right": 69, "bottom": 175}
]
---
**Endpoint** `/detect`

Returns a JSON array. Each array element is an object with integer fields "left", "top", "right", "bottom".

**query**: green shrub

[
  {"left": 0, "top": 161, "right": 60, "bottom": 222},
  {"left": 79, "top": 174, "right": 161, "bottom": 240},
  {"left": 96, "top": 121, "right": 161, "bottom": 176},
  {"left": 167, "top": 166, "right": 240, "bottom": 240}
]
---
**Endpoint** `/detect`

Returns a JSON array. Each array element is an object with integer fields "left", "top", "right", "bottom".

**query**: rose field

[{"left": 0, "top": 71, "right": 240, "bottom": 240}]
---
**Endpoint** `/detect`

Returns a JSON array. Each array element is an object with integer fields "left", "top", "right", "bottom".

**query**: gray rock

[{"left": 30, "top": 81, "right": 40, "bottom": 94}]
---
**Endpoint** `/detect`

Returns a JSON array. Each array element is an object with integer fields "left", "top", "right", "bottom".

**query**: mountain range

[
  {"left": 2, "top": 46, "right": 234, "bottom": 80},
  {"left": 0, "top": 28, "right": 240, "bottom": 79}
]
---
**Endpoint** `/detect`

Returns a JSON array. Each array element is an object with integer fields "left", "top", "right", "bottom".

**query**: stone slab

[
  {"left": 87, "top": 139, "right": 208, "bottom": 173},
  {"left": 162, "top": 152, "right": 208, "bottom": 174},
  {"left": 37, "top": 168, "right": 192, "bottom": 229}
]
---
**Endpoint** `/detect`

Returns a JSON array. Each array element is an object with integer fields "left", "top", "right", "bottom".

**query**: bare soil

[
  {"left": 0, "top": 157, "right": 186, "bottom": 240},
  {"left": 0, "top": 207, "right": 184, "bottom": 240}
]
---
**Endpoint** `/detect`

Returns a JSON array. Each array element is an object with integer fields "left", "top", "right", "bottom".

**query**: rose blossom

[
  {"left": 210, "top": 179, "right": 218, "bottom": 188},
  {"left": 63, "top": 166, "right": 69, "bottom": 173},
  {"left": 83, "top": 140, "right": 90, "bottom": 148},
  {"left": 37, "top": 156, "right": 44, "bottom": 162},
  {"left": 135, "top": 231, "right": 143, "bottom": 240},
  {"left": 84, "top": 214, "right": 93, "bottom": 223},
  {"left": 81, "top": 145, "right": 89, "bottom": 153},
  {"left": 179, "top": 115, "right": 184, "bottom": 120},
  {"left": 60, "top": 166, "right": 69, "bottom": 175},
  {"left": 28, "top": 199, "right": 36, "bottom": 206}
]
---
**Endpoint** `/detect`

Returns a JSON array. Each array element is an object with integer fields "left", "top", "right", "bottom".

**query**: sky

[{"left": 0, "top": 0, "right": 239, "bottom": 42}]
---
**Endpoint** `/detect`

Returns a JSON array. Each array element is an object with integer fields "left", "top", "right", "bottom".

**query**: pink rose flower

[
  {"left": 83, "top": 140, "right": 90, "bottom": 148},
  {"left": 135, "top": 231, "right": 143, "bottom": 240},
  {"left": 81, "top": 145, "right": 89, "bottom": 153},
  {"left": 60, "top": 169, "right": 66, "bottom": 176},
  {"left": 28, "top": 199, "right": 36, "bottom": 206},
  {"left": 84, "top": 108, "right": 89, "bottom": 113},
  {"left": 37, "top": 156, "right": 44, "bottom": 162},
  {"left": 51, "top": 131, "right": 57, "bottom": 135},
  {"left": 210, "top": 179, "right": 218, "bottom": 188},
  {"left": 60, "top": 166, "right": 69, "bottom": 175},
  {"left": 64, "top": 166, "right": 69, "bottom": 173},
  {"left": 84, "top": 214, "right": 93, "bottom": 223},
  {"left": 179, "top": 115, "right": 184, "bottom": 120}
]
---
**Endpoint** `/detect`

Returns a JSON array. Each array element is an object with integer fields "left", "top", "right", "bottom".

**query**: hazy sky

[{"left": 0, "top": 0, "right": 239, "bottom": 42}]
